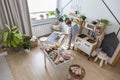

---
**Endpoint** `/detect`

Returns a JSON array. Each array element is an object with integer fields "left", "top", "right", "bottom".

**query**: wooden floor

[{"left": 6, "top": 47, "right": 120, "bottom": 80}]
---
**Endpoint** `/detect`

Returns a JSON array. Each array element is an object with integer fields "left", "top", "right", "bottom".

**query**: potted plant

[
  {"left": 23, "top": 36, "right": 30, "bottom": 53},
  {"left": 0, "top": 24, "right": 23, "bottom": 50},
  {"left": 55, "top": 8, "right": 63, "bottom": 22},
  {"left": 78, "top": 14, "right": 87, "bottom": 34},
  {"left": 55, "top": 8, "right": 68, "bottom": 22},
  {"left": 79, "top": 14, "right": 86, "bottom": 21},
  {"left": 100, "top": 19, "right": 110, "bottom": 29},
  {"left": 47, "top": 11, "right": 56, "bottom": 18}
]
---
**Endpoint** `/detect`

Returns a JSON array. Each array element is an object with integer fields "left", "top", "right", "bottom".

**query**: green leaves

[
  {"left": 3, "top": 32, "right": 8, "bottom": 42},
  {"left": 100, "top": 19, "right": 110, "bottom": 26},
  {"left": 5, "top": 24, "right": 11, "bottom": 31},
  {"left": 0, "top": 24, "right": 23, "bottom": 48},
  {"left": 79, "top": 15, "right": 86, "bottom": 21},
  {"left": 47, "top": 11, "right": 55, "bottom": 16}
]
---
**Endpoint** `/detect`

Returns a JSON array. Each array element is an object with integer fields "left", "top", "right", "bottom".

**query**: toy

[
  {"left": 56, "top": 44, "right": 60, "bottom": 48},
  {"left": 58, "top": 56, "right": 64, "bottom": 62},
  {"left": 50, "top": 51, "right": 54, "bottom": 55},
  {"left": 46, "top": 48, "right": 51, "bottom": 53},
  {"left": 53, "top": 52, "right": 58, "bottom": 60},
  {"left": 55, "top": 35, "right": 60, "bottom": 40},
  {"left": 70, "top": 66, "right": 82, "bottom": 77},
  {"left": 58, "top": 47, "right": 64, "bottom": 52},
  {"left": 52, "top": 47, "right": 57, "bottom": 50},
  {"left": 62, "top": 51, "right": 71, "bottom": 60},
  {"left": 54, "top": 58, "right": 60, "bottom": 64}
]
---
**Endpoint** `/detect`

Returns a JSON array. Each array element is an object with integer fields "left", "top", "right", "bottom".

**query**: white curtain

[{"left": 0, "top": 0, "right": 32, "bottom": 35}]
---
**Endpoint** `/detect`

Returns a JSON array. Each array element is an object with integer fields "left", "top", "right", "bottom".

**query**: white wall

[
  {"left": 81, "top": 0, "right": 120, "bottom": 34},
  {"left": 58, "top": 0, "right": 72, "bottom": 14},
  {"left": 58, "top": 0, "right": 120, "bottom": 64},
  {"left": 104, "top": 0, "right": 120, "bottom": 22}
]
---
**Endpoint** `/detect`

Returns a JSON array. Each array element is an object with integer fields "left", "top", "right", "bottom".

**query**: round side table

[{"left": 68, "top": 64, "right": 86, "bottom": 80}]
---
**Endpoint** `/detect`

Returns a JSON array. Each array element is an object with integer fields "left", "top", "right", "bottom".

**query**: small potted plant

[
  {"left": 100, "top": 19, "right": 110, "bottom": 29},
  {"left": 47, "top": 11, "right": 56, "bottom": 18},
  {"left": 78, "top": 14, "right": 87, "bottom": 34},
  {"left": 78, "top": 14, "right": 87, "bottom": 26},
  {"left": 79, "top": 14, "right": 86, "bottom": 21},
  {"left": 23, "top": 36, "right": 30, "bottom": 53}
]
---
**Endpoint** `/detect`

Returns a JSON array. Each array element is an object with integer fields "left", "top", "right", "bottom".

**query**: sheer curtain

[{"left": 0, "top": 0, "right": 32, "bottom": 35}]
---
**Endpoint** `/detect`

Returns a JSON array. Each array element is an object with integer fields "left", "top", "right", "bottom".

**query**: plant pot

[
  {"left": 24, "top": 48, "right": 30, "bottom": 53},
  {"left": 10, "top": 46, "right": 21, "bottom": 52}
]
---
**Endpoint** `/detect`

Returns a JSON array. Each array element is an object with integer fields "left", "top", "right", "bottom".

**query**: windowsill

[{"left": 31, "top": 17, "right": 58, "bottom": 27}]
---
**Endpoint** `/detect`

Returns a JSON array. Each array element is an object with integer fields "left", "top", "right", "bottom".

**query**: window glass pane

[
  {"left": 28, "top": 0, "right": 57, "bottom": 13},
  {"left": 27, "top": 0, "right": 57, "bottom": 20}
]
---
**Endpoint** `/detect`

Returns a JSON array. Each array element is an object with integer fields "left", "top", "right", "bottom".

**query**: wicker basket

[
  {"left": 69, "top": 64, "right": 86, "bottom": 79},
  {"left": 30, "top": 39, "right": 38, "bottom": 48}
]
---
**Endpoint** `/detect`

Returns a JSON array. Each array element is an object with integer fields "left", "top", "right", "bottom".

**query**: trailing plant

[
  {"left": 55, "top": 8, "right": 69, "bottom": 22},
  {"left": 56, "top": 8, "right": 60, "bottom": 18},
  {"left": 55, "top": 8, "right": 63, "bottom": 22},
  {"left": 0, "top": 24, "right": 23, "bottom": 48}
]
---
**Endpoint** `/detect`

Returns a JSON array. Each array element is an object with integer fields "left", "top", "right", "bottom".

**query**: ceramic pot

[{"left": 24, "top": 49, "right": 30, "bottom": 53}]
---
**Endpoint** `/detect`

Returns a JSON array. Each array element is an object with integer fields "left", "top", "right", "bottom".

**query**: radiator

[
  {"left": 32, "top": 18, "right": 57, "bottom": 37},
  {"left": 32, "top": 23, "right": 52, "bottom": 37}
]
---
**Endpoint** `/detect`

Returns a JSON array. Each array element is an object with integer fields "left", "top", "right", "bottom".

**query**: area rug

[{"left": 0, "top": 56, "right": 14, "bottom": 80}]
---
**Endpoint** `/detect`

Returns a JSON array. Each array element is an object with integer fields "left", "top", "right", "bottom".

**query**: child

[{"left": 65, "top": 18, "right": 80, "bottom": 49}]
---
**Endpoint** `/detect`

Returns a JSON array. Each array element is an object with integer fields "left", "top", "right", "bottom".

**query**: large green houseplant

[{"left": 0, "top": 24, "right": 23, "bottom": 48}]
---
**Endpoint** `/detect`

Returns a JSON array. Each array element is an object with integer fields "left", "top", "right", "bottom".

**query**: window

[{"left": 27, "top": 0, "right": 57, "bottom": 21}]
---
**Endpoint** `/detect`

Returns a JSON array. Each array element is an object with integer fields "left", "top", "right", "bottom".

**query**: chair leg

[
  {"left": 94, "top": 56, "right": 99, "bottom": 62},
  {"left": 105, "top": 60, "right": 108, "bottom": 65},
  {"left": 99, "top": 59, "right": 104, "bottom": 67}
]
